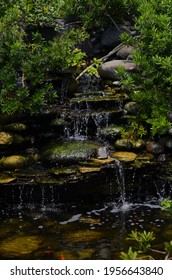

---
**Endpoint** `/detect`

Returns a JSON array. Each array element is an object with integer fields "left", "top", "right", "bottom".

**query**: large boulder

[
  {"left": 98, "top": 60, "right": 137, "bottom": 80},
  {"left": 41, "top": 141, "right": 102, "bottom": 165}
]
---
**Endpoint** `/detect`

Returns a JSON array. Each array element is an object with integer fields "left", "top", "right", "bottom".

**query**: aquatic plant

[
  {"left": 121, "top": 229, "right": 172, "bottom": 260},
  {"left": 126, "top": 229, "right": 155, "bottom": 253}
]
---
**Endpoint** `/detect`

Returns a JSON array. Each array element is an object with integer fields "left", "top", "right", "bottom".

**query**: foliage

[
  {"left": 126, "top": 229, "right": 155, "bottom": 252},
  {"left": 121, "top": 229, "right": 172, "bottom": 260},
  {"left": 62, "top": 0, "right": 132, "bottom": 28},
  {"left": 0, "top": 1, "right": 87, "bottom": 114},
  {"left": 120, "top": 0, "right": 172, "bottom": 136},
  {"left": 160, "top": 198, "right": 172, "bottom": 211},
  {"left": 120, "top": 247, "right": 138, "bottom": 260},
  {"left": 0, "top": 0, "right": 64, "bottom": 27},
  {"left": 164, "top": 241, "right": 172, "bottom": 254}
]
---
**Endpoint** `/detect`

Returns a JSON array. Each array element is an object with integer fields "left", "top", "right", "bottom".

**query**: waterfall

[{"left": 114, "top": 158, "right": 126, "bottom": 204}]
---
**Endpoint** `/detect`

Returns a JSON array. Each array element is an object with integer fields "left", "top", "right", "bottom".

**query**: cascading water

[{"left": 114, "top": 158, "right": 126, "bottom": 204}]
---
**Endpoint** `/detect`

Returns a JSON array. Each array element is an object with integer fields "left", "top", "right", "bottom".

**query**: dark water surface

[{"left": 0, "top": 198, "right": 172, "bottom": 260}]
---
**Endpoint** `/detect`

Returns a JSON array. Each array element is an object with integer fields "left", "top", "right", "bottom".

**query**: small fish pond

[{"left": 0, "top": 161, "right": 172, "bottom": 260}]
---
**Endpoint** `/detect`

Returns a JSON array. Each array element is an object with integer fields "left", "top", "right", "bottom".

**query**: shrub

[
  {"left": 63, "top": 0, "right": 131, "bottom": 28},
  {"left": 120, "top": 0, "right": 172, "bottom": 136},
  {"left": 0, "top": 1, "right": 87, "bottom": 114}
]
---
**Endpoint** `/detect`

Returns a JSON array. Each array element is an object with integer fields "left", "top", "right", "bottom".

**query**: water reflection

[{"left": 0, "top": 199, "right": 172, "bottom": 260}]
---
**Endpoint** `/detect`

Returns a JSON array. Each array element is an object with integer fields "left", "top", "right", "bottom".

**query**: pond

[{"left": 0, "top": 165, "right": 172, "bottom": 260}]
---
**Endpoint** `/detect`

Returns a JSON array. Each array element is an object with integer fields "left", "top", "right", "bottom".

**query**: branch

[{"left": 76, "top": 42, "right": 124, "bottom": 81}]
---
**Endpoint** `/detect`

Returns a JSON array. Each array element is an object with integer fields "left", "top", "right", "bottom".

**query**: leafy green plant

[
  {"left": 120, "top": 247, "right": 138, "bottom": 260},
  {"left": 0, "top": 1, "right": 87, "bottom": 114},
  {"left": 160, "top": 198, "right": 172, "bottom": 211},
  {"left": 126, "top": 229, "right": 155, "bottom": 252},
  {"left": 164, "top": 241, "right": 172, "bottom": 253},
  {"left": 62, "top": 0, "right": 131, "bottom": 28},
  {"left": 120, "top": 0, "right": 172, "bottom": 136},
  {"left": 121, "top": 229, "right": 172, "bottom": 260}
]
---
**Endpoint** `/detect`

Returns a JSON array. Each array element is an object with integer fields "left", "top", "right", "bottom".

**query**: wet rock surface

[
  {"left": 41, "top": 141, "right": 102, "bottom": 165},
  {"left": 112, "top": 151, "right": 137, "bottom": 162}
]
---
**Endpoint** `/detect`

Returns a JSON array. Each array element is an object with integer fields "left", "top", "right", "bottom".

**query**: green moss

[{"left": 42, "top": 141, "right": 101, "bottom": 165}]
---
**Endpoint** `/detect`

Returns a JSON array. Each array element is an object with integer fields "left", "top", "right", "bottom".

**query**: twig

[{"left": 76, "top": 42, "right": 124, "bottom": 81}]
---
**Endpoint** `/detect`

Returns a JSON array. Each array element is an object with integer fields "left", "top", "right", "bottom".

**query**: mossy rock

[
  {"left": 0, "top": 235, "right": 43, "bottom": 257},
  {"left": 136, "top": 154, "right": 155, "bottom": 162},
  {"left": 50, "top": 167, "right": 78, "bottom": 177},
  {"left": 78, "top": 167, "right": 101, "bottom": 174},
  {"left": 112, "top": 151, "right": 137, "bottom": 162},
  {"left": 3, "top": 122, "right": 27, "bottom": 133},
  {"left": 0, "top": 132, "right": 13, "bottom": 147},
  {"left": 100, "top": 125, "right": 124, "bottom": 140},
  {"left": 114, "top": 139, "right": 133, "bottom": 150},
  {"left": 124, "top": 102, "right": 137, "bottom": 114},
  {"left": 0, "top": 173, "right": 16, "bottom": 184},
  {"left": 41, "top": 141, "right": 102, "bottom": 165},
  {"left": 0, "top": 155, "right": 28, "bottom": 170},
  {"left": 90, "top": 157, "right": 116, "bottom": 165},
  {"left": 50, "top": 118, "right": 67, "bottom": 127},
  {"left": 115, "top": 138, "right": 145, "bottom": 151}
]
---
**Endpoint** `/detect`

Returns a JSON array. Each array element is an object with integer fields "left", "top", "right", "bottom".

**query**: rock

[
  {"left": 0, "top": 173, "right": 17, "bottom": 184},
  {"left": 91, "top": 157, "right": 116, "bottom": 165},
  {"left": 41, "top": 141, "right": 102, "bottom": 165},
  {"left": 0, "top": 131, "right": 28, "bottom": 148},
  {"left": 124, "top": 102, "right": 138, "bottom": 114},
  {"left": 98, "top": 60, "right": 137, "bottom": 80},
  {"left": 78, "top": 167, "right": 101, "bottom": 174},
  {"left": 100, "top": 125, "right": 123, "bottom": 141},
  {"left": 115, "top": 138, "right": 145, "bottom": 151},
  {"left": 136, "top": 154, "right": 155, "bottom": 162},
  {"left": 0, "top": 155, "right": 28, "bottom": 170},
  {"left": 50, "top": 167, "right": 78, "bottom": 176},
  {"left": 101, "top": 26, "right": 121, "bottom": 48},
  {"left": 50, "top": 118, "right": 66, "bottom": 127},
  {"left": 115, "top": 139, "right": 133, "bottom": 151},
  {"left": 134, "top": 153, "right": 155, "bottom": 167},
  {"left": 132, "top": 139, "right": 145, "bottom": 150},
  {"left": 146, "top": 142, "right": 164, "bottom": 155},
  {"left": 0, "top": 132, "right": 13, "bottom": 147},
  {"left": 97, "top": 146, "right": 108, "bottom": 159},
  {"left": 112, "top": 151, "right": 137, "bottom": 162},
  {"left": 13, "top": 134, "right": 28, "bottom": 145},
  {"left": 100, "top": 25, "right": 130, "bottom": 49},
  {"left": 3, "top": 123, "right": 27, "bottom": 133},
  {"left": 116, "top": 45, "right": 134, "bottom": 59},
  {"left": 160, "top": 136, "right": 172, "bottom": 150}
]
